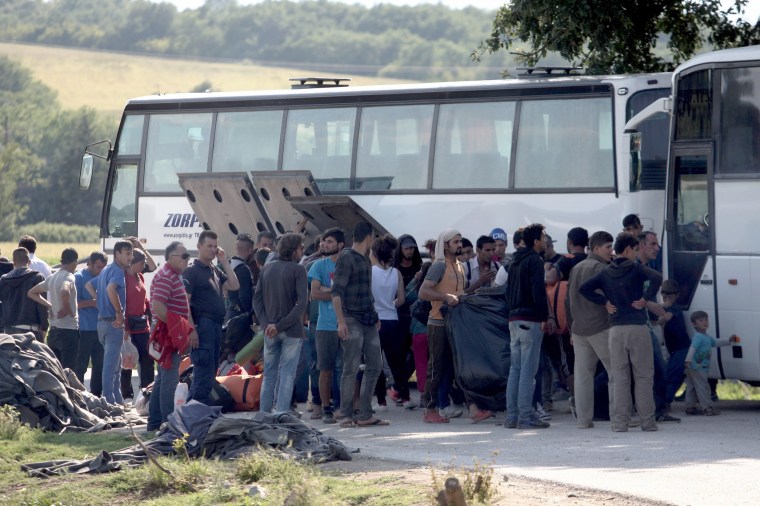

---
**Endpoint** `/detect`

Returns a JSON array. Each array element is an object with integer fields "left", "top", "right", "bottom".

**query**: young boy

[
  {"left": 685, "top": 311, "right": 738, "bottom": 415},
  {"left": 656, "top": 280, "right": 691, "bottom": 407}
]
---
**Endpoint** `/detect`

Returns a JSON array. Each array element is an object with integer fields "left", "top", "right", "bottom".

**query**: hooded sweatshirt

[
  {"left": 579, "top": 258, "right": 662, "bottom": 327},
  {"left": 506, "top": 247, "right": 549, "bottom": 322},
  {"left": 0, "top": 267, "right": 48, "bottom": 330}
]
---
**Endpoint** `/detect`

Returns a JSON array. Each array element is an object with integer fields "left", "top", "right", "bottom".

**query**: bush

[
  {"left": 0, "top": 405, "right": 25, "bottom": 440},
  {"left": 13, "top": 222, "right": 100, "bottom": 243}
]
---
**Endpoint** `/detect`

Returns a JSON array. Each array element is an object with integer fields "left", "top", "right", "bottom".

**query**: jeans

[
  {"left": 650, "top": 329, "right": 668, "bottom": 415},
  {"left": 307, "top": 324, "right": 321, "bottom": 405},
  {"left": 507, "top": 320, "right": 543, "bottom": 423},
  {"left": 147, "top": 351, "right": 180, "bottom": 431},
  {"left": 665, "top": 348, "right": 688, "bottom": 404},
  {"left": 189, "top": 316, "right": 222, "bottom": 406},
  {"left": 260, "top": 332, "right": 303, "bottom": 413},
  {"left": 98, "top": 319, "right": 124, "bottom": 405},
  {"left": 339, "top": 316, "right": 382, "bottom": 421},
  {"left": 76, "top": 330, "right": 103, "bottom": 396}
]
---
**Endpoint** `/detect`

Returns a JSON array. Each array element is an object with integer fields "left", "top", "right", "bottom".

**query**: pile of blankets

[
  {"left": 22, "top": 401, "right": 355, "bottom": 477},
  {"left": 0, "top": 332, "right": 141, "bottom": 432}
]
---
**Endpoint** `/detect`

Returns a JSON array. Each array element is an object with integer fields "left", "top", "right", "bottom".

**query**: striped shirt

[{"left": 150, "top": 262, "right": 189, "bottom": 318}]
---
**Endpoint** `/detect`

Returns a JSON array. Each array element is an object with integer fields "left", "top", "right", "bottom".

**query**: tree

[{"left": 475, "top": 0, "right": 760, "bottom": 74}]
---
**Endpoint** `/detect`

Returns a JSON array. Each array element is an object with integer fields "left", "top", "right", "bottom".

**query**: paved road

[{"left": 304, "top": 398, "right": 760, "bottom": 506}]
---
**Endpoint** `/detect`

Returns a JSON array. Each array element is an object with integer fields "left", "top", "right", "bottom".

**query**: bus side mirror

[{"left": 80, "top": 154, "right": 94, "bottom": 190}]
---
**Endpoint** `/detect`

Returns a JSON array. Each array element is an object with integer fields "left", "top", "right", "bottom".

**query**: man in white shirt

[{"left": 19, "top": 235, "right": 51, "bottom": 278}]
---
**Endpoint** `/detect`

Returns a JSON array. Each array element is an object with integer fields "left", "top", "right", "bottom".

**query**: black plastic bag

[{"left": 446, "top": 291, "right": 510, "bottom": 412}]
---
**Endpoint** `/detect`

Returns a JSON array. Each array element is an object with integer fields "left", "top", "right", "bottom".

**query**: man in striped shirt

[{"left": 147, "top": 241, "right": 196, "bottom": 431}]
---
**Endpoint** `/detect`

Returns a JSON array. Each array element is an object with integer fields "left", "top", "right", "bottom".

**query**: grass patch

[
  {"left": 429, "top": 453, "right": 500, "bottom": 505},
  {"left": 0, "top": 241, "right": 101, "bottom": 266}
]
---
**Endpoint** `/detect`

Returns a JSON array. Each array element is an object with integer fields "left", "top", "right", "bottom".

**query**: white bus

[
  {"left": 81, "top": 73, "right": 670, "bottom": 260},
  {"left": 659, "top": 45, "right": 760, "bottom": 384}
]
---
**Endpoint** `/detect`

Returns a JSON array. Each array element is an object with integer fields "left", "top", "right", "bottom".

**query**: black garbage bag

[{"left": 446, "top": 291, "right": 510, "bottom": 412}]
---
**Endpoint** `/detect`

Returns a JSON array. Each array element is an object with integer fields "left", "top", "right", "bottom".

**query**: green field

[
  {"left": 0, "top": 42, "right": 412, "bottom": 116},
  {"left": 0, "top": 242, "right": 101, "bottom": 267}
]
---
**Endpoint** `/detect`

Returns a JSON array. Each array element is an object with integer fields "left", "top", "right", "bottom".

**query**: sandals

[{"left": 339, "top": 417, "right": 390, "bottom": 427}]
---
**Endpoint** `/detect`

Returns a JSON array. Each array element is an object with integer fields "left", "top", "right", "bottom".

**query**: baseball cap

[
  {"left": 490, "top": 228, "right": 508, "bottom": 242},
  {"left": 400, "top": 237, "right": 417, "bottom": 249}
]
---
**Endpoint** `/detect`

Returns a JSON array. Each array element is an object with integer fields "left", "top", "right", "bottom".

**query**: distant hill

[{"left": 0, "top": 42, "right": 413, "bottom": 116}]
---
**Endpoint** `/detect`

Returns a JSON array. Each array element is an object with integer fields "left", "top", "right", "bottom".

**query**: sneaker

[
  {"left": 543, "top": 400, "right": 554, "bottom": 412},
  {"left": 577, "top": 422, "right": 594, "bottom": 429},
  {"left": 372, "top": 401, "right": 388, "bottom": 413},
  {"left": 322, "top": 409, "right": 337, "bottom": 424},
  {"left": 517, "top": 417, "right": 550, "bottom": 429},
  {"left": 439, "top": 405, "right": 463, "bottom": 418},
  {"left": 703, "top": 407, "right": 720, "bottom": 416},
  {"left": 611, "top": 425, "right": 628, "bottom": 432},
  {"left": 535, "top": 403, "right": 552, "bottom": 422},
  {"left": 424, "top": 409, "right": 449, "bottom": 423},
  {"left": 711, "top": 392, "right": 719, "bottom": 402},
  {"left": 504, "top": 419, "right": 518, "bottom": 429},
  {"left": 568, "top": 396, "right": 577, "bottom": 420},
  {"left": 470, "top": 409, "right": 494, "bottom": 424},
  {"left": 685, "top": 407, "right": 705, "bottom": 416},
  {"left": 402, "top": 399, "right": 417, "bottom": 410},
  {"left": 641, "top": 424, "right": 659, "bottom": 432},
  {"left": 656, "top": 413, "right": 681, "bottom": 423}
]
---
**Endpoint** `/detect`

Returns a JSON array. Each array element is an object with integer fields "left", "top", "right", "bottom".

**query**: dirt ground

[{"left": 320, "top": 455, "right": 674, "bottom": 506}]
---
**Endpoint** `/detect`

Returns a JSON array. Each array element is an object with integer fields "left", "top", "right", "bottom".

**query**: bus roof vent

[
  {"left": 516, "top": 67, "right": 584, "bottom": 78},
  {"left": 289, "top": 77, "right": 351, "bottom": 89}
]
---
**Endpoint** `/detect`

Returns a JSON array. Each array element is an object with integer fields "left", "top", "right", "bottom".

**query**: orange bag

[
  {"left": 178, "top": 356, "right": 192, "bottom": 377},
  {"left": 216, "top": 374, "right": 262, "bottom": 411}
]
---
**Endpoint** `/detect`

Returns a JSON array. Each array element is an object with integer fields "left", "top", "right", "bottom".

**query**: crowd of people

[{"left": 0, "top": 212, "right": 732, "bottom": 432}]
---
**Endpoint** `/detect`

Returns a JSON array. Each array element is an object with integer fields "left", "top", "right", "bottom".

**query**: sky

[{"left": 159, "top": 0, "right": 760, "bottom": 19}]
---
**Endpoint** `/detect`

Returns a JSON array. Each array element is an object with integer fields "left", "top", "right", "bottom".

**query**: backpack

[{"left": 410, "top": 298, "right": 432, "bottom": 326}]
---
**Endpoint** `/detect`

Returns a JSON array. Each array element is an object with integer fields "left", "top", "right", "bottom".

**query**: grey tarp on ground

[
  {"left": 22, "top": 401, "right": 355, "bottom": 477},
  {"left": 0, "top": 332, "right": 141, "bottom": 432}
]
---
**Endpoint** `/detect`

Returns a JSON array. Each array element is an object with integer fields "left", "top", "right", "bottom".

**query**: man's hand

[
  {"left": 189, "top": 329, "right": 199, "bottom": 349},
  {"left": 477, "top": 270, "right": 496, "bottom": 286},
  {"left": 264, "top": 323, "right": 278, "bottom": 338},
  {"left": 645, "top": 300, "right": 666, "bottom": 317},
  {"left": 656, "top": 312, "right": 674, "bottom": 326},
  {"left": 123, "top": 330, "right": 130, "bottom": 342},
  {"left": 113, "top": 313, "right": 124, "bottom": 329},
  {"left": 544, "top": 318, "right": 558, "bottom": 335},
  {"left": 376, "top": 320, "right": 381, "bottom": 330},
  {"left": 605, "top": 301, "right": 617, "bottom": 314},
  {"left": 338, "top": 321, "right": 349, "bottom": 340},
  {"left": 56, "top": 306, "right": 72, "bottom": 319},
  {"left": 632, "top": 298, "right": 647, "bottom": 310},
  {"left": 216, "top": 247, "right": 227, "bottom": 264},
  {"left": 445, "top": 294, "right": 459, "bottom": 306}
]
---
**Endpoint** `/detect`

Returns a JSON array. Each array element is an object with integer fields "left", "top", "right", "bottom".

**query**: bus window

[
  {"left": 433, "top": 101, "right": 514, "bottom": 189},
  {"left": 282, "top": 108, "right": 355, "bottom": 190},
  {"left": 514, "top": 98, "right": 613, "bottom": 189},
  {"left": 675, "top": 69, "right": 712, "bottom": 141},
  {"left": 673, "top": 156, "right": 711, "bottom": 252},
  {"left": 719, "top": 67, "right": 760, "bottom": 174},
  {"left": 627, "top": 89, "right": 670, "bottom": 191},
  {"left": 143, "top": 113, "right": 213, "bottom": 193},
  {"left": 356, "top": 104, "right": 433, "bottom": 190},
  {"left": 116, "top": 115, "right": 144, "bottom": 156},
  {"left": 107, "top": 164, "right": 138, "bottom": 238},
  {"left": 212, "top": 110, "right": 283, "bottom": 173}
]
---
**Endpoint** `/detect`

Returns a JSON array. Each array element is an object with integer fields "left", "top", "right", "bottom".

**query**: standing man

[
  {"left": 0, "top": 248, "right": 48, "bottom": 341},
  {"left": 147, "top": 241, "right": 196, "bottom": 431},
  {"left": 332, "top": 221, "right": 388, "bottom": 427},
  {"left": 249, "top": 231, "right": 275, "bottom": 288},
  {"left": 254, "top": 233, "right": 308, "bottom": 414},
  {"left": 567, "top": 231, "right": 614, "bottom": 429},
  {"left": 308, "top": 228, "right": 345, "bottom": 423},
  {"left": 93, "top": 240, "right": 133, "bottom": 406},
  {"left": 636, "top": 231, "right": 680, "bottom": 423},
  {"left": 580, "top": 233, "right": 662, "bottom": 432},
  {"left": 28, "top": 248, "right": 80, "bottom": 371},
  {"left": 182, "top": 230, "right": 239, "bottom": 406},
  {"left": 226, "top": 233, "right": 255, "bottom": 322},
  {"left": 18, "top": 235, "right": 51, "bottom": 278},
  {"left": 464, "top": 235, "right": 500, "bottom": 294},
  {"left": 74, "top": 251, "right": 107, "bottom": 396},
  {"left": 505, "top": 223, "right": 553, "bottom": 429},
  {"left": 490, "top": 228, "right": 510, "bottom": 266},
  {"left": 554, "top": 227, "right": 589, "bottom": 281}
]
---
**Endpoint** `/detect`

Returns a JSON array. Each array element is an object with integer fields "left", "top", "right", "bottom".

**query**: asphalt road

[{"left": 304, "top": 397, "right": 760, "bottom": 506}]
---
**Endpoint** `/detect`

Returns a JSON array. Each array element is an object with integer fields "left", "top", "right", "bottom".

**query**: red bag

[{"left": 216, "top": 374, "right": 262, "bottom": 411}]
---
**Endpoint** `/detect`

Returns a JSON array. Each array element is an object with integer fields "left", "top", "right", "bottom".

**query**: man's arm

[
  {"left": 106, "top": 282, "right": 124, "bottom": 329},
  {"left": 216, "top": 248, "right": 240, "bottom": 291},
  {"left": 152, "top": 299, "right": 168, "bottom": 323},
  {"left": 275, "top": 267, "right": 308, "bottom": 332},
  {"left": 28, "top": 280, "right": 52, "bottom": 310},
  {"left": 331, "top": 254, "right": 352, "bottom": 339},
  {"left": 85, "top": 280, "right": 97, "bottom": 300},
  {"left": 579, "top": 272, "right": 607, "bottom": 305},
  {"left": 310, "top": 278, "right": 332, "bottom": 301}
]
